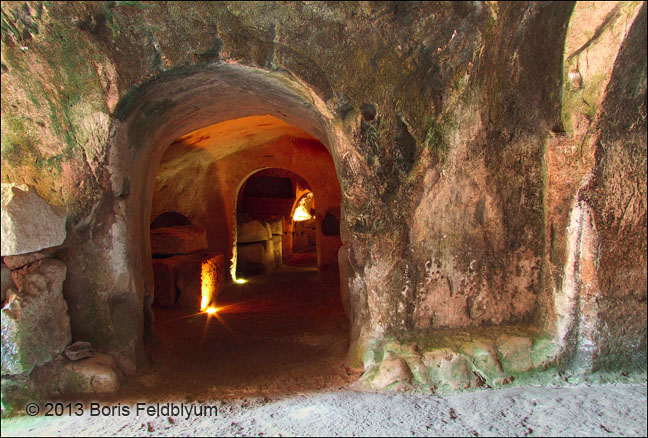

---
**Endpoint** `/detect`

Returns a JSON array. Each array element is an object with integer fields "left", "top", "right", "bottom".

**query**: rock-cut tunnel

[{"left": 106, "top": 66, "right": 353, "bottom": 397}]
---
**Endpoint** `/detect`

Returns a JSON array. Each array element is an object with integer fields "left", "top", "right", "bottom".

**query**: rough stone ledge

[
  {"left": 2, "top": 248, "right": 56, "bottom": 271},
  {"left": 358, "top": 325, "right": 562, "bottom": 393}
]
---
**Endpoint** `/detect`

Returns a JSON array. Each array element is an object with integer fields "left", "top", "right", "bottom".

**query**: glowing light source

[
  {"left": 200, "top": 260, "right": 217, "bottom": 311},
  {"left": 293, "top": 192, "right": 314, "bottom": 222},
  {"left": 205, "top": 306, "right": 218, "bottom": 314},
  {"left": 293, "top": 209, "right": 312, "bottom": 221},
  {"left": 235, "top": 278, "right": 247, "bottom": 284}
]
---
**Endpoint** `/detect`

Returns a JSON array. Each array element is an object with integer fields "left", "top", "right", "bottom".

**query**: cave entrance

[{"left": 140, "top": 111, "right": 351, "bottom": 398}]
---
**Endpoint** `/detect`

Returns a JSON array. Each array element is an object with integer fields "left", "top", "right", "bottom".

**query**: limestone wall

[{"left": 1, "top": 1, "right": 645, "bottom": 376}]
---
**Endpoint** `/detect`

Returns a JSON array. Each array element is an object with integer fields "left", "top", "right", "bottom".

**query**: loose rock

[
  {"left": 64, "top": 341, "right": 94, "bottom": 361},
  {"left": 61, "top": 353, "right": 121, "bottom": 394}
]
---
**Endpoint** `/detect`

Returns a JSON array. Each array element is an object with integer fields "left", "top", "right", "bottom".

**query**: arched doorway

[
  {"left": 50, "top": 63, "right": 357, "bottom": 374},
  {"left": 113, "top": 65, "right": 354, "bottom": 395},
  {"left": 235, "top": 169, "right": 315, "bottom": 277},
  {"left": 234, "top": 167, "right": 341, "bottom": 278}
]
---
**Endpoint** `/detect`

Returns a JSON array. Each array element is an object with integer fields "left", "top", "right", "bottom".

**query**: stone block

[
  {"left": 531, "top": 337, "right": 560, "bottom": 370},
  {"left": 282, "top": 231, "right": 293, "bottom": 260},
  {"left": 460, "top": 340, "right": 505, "bottom": 385},
  {"left": 293, "top": 220, "right": 311, "bottom": 253},
  {"left": 403, "top": 355, "right": 428, "bottom": 386},
  {"left": 238, "top": 242, "right": 265, "bottom": 275},
  {"left": 283, "top": 217, "right": 294, "bottom": 233},
  {"left": 269, "top": 218, "right": 283, "bottom": 236},
  {"left": 176, "top": 253, "right": 225, "bottom": 310},
  {"left": 264, "top": 239, "right": 275, "bottom": 272},
  {"left": 238, "top": 220, "right": 271, "bottom": 244},
  {"left": 1, "top": 259, "right": 71, "bottom": 375},
  {"left": 1, "top": 183, "right": 67, "bottom": 256},
  {"left": 61, "top": 353, "right": 121, "bottom": 394},
  {"left": 307, "top": 228, "right": 316, "bottom": 246},
  {"left": 264, "top": 222, "right": 273, "bottom": 239},
  {"left": 423, "top": 349, "right": 475, "bottom": 392},
  {"left": 150, "top": 225, "right": 207, "bottom": 255}
]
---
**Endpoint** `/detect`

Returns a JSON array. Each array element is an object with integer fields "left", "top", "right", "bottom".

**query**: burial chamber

[{"left": 1, "top": 1, "right": 646, "bottom": 406}]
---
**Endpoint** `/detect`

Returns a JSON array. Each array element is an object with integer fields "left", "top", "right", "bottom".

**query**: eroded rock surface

[
  {"left": 1, "top": 263, "right": 15, "bottom": 304},
  {"left": 3, "top": 248, "right": 55, "bottom": 270},
  {"left": 61, "top": 353, "right": 121, "bottom": 394},
  {"left": 0, "top": 1, "right": 644, "bottom": 388},
  {"left": 1, "top": 184, "right": 66, "bottom": 257},
  {"left": 360, "top": 327, "right": 560, "bottom": 393},
  {"left": 1, "top": 259, "right": 71, "bottom": 375}
]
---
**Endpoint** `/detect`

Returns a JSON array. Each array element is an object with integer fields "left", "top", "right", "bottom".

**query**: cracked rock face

[{"left": 1, "top": 183, "right": 67, "bottom": 257}]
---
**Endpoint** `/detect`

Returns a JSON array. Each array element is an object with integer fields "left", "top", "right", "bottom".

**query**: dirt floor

[
  {"left": 132, "top": 252, "right": 356, "bottom": 400},
  {"left": 2, "top": 255, "right": 646, "bottom": 436}
]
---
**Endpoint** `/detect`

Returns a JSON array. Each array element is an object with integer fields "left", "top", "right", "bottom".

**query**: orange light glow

[
  {"left": 293, "top": 192, "right": 314, "bottom": 222},
  {"left": 293, "top": 209, "right": 312, "bottom": 221},
  {"left": 200, "top": 260, "right": 217, "bottom": 311},
  {"left": 205, "top": 306, "right": 218, "bottom": 314}
]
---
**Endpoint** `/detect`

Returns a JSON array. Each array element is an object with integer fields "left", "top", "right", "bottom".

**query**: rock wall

[
  {"left": 541, "top": 1, "right": 646, "bottom": 371},
  {"left": 1, "top": 1, "right": 645, "bottom": 377},
  {"left": 576, "top": 3, "right": 647, "bottom": 369}
]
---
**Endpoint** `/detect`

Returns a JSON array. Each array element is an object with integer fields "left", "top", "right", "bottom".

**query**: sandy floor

[
  {"left": 2, "top": 257, "right": 646, "bottom": 436},
  {"left": 2, "top": 383, "right": 646, "bottom": 437}
]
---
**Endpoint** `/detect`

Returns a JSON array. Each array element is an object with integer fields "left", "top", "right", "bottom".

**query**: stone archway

[
  {"left": 234, "top": 164, "right": 341, "bottom": 274},
  {"left": 233, "top": 166, "right": 341, "bottom": 278},
  {"left": 61, "top": 64, "right": 351, "bottom": 371}
]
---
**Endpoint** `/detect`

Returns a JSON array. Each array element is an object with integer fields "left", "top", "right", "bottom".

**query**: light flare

[{"left": 200, "top": 260, "right": 217, "bottom": 311}]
